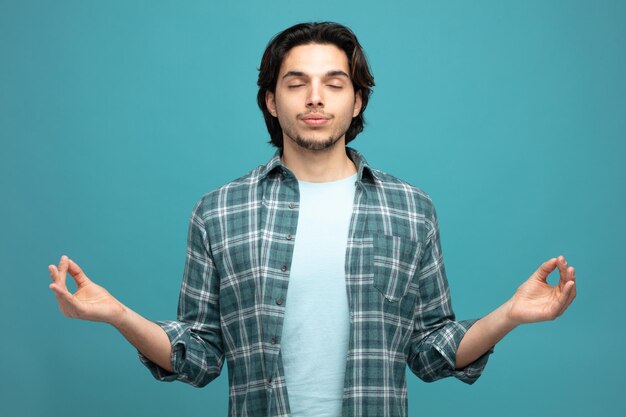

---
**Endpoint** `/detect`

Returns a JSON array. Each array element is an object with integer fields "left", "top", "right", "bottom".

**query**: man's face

[{"left": 266, "top": 43, "right": 363, "bottom": 151}]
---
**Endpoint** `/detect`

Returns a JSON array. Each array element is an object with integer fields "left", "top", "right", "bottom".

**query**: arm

[
  {"left": 49, "top": 200, "right": 225, "bottom": 386},
  {"left": 455, "top": 256, "right": 577, "bottom": 369},
  {"left": 408, "top": 208, "right": 490, "bottom": 384},
  {"left": 49, "top": 256, "right": 173, "bottom": 372}
]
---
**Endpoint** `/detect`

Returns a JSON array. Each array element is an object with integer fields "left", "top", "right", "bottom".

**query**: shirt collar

[{"left": 261, "top": 146, "right": 378, "bottom": 184}]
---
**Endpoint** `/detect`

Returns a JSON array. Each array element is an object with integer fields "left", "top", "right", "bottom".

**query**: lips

[{"left": 301, "top": 113, "right": 330, "bottom": 126}]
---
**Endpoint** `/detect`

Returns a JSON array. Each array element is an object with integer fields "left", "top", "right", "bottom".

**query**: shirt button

[
  {"left": 271, "top": 337, "right": 277, "bottom": 344},
  {"left": 281, "top": 265, "right": 288, "bottom": 272},
  {"left": 286, "top": 234, "right": 293, "bottom": 240},
  {"left": 276, "top": 297, "right": 284, "bottom": 305},
  {"left": 288, "top": 202, "right": 295, "bottom": 209}
]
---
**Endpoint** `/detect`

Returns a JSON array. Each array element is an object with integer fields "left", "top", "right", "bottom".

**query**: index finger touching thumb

[
  {"left": 68, "top": 259, "right": 91, "bottom": 286},
  {"left": 534, "top": 257, "right": 558, "bottom": 282}
]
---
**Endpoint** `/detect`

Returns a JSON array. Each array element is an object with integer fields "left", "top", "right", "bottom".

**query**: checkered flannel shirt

[{"left": 140, "top": 147, "right": 491, "bottom": 417}]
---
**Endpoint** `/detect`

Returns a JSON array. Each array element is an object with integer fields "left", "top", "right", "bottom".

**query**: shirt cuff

[
  {"left": 429, "top": 318, "right": 494, "bottom": 384},
  {"left": 137, "top": 320, "right": 190, "bottom": 382}
]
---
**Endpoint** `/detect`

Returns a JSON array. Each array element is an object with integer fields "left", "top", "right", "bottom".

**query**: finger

[
  {"left": 556, "top": 281, "right": 576, "bottom": 317},
  {"left": 564, "top": 269, "right": 577, "bottom": 303},
  {"left": 50, "top": 283, "right": 80, "bottom": 318},
  {"left": 48, "top": 265, "right": 57, "bottom": 282},
  {"left": 562, "top": 269, "right": 578, "bottom": 312},
  {"left": 557, "top": 256, "right": 573, "bottom": 286},
  {"left": 48, "top": 264, "right": 68, "bottom": 291},
  {"left": 57, "top": 255, "right": 69, "bottom": 288},
  {"left": 49, "top": 282, "right": 71, "bottom": 297},
  {"left": 534, "top": 258, "right": 558, "bottom": 283},
  {"left": 564, "top": 283, "right": 576, "bottom": 311},
  {"left": 558, "top": 266, "right": 576, "bottom": 294},
  {"left": 68, "top": 259, "right": 91, "bottom": 287}
]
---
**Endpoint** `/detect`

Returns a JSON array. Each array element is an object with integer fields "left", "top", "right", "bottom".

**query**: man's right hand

[
  {"left": 49, "top": 255, "right": 126, "bottom": 327},
  {"left": 48, "top": 255, "right": 174, "bottom": 372}
]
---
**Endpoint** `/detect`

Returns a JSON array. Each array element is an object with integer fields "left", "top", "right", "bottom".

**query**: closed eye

[{"left": 288, "top": 84, "right": 305, "bottom": 89}]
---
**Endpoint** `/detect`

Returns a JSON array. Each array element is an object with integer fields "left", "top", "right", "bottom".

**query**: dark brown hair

[{"left": 257, "top": 22, "right": 375, "bottom": 148}]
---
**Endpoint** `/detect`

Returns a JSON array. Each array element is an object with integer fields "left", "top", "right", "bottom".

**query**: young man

[{"left": 49, "top": 22, "right": 576, "bottom": 417}]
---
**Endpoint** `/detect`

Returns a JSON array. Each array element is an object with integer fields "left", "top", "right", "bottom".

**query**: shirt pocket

[{"left": 372, "top": 234, "right": 423, "bottom": 302}]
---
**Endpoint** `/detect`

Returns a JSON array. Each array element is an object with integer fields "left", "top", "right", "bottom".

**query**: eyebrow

[{"left": 282, "top": 70, "right": 350, "bottom": 80}]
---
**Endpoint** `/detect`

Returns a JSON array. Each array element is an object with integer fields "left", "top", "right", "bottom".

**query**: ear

[
  {"left": 265, "top": 91, "right": 277, "bottom": 117},
  {"left": 352, "top": 90, "right": 363, "bottom": 118}
]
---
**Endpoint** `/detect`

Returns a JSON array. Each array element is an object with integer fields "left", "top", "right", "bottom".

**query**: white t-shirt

[{"left": 281, "top": 172, "right": 357, "bottom": 417}]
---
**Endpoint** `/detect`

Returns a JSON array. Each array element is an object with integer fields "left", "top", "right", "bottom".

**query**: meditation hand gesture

[
  {"left": 506, "top": 256, "right": 577, "bottom": 325},
  {"left": 49, "top": 256, "right": 126, "bottom": 327}
]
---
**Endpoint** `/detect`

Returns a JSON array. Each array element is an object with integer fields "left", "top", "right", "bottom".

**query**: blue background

[{"left": 1, "top": 1, "right": 624, "bottom": 416}]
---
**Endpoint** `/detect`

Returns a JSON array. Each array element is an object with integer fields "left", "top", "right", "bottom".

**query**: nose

[{"left": 306, "top": 81, "right": 324, "bottom": 109}]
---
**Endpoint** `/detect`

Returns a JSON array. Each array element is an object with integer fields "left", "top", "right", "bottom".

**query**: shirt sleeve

[
  {"left": 407, "top": 205, "right": 492, "bottom": 384},
  {"left": 138, "top": 198, "right": 225, "bottom": 387}
]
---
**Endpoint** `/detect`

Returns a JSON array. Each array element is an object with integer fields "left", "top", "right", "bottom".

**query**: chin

[{"left": 292, "top": 135, "right": 342, "bottom": 151}]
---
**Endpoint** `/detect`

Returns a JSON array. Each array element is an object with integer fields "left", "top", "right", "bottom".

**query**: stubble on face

[
  {"left": 282, "top": 112, "right": 345, "bottom": 151},
  {"left": 291, "top": 134, "right": 340, "bottom": 151}
]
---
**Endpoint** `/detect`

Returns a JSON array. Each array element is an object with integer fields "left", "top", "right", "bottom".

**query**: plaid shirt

[{"left": 140, "top": 147, "right": 491, "bottom": 417}]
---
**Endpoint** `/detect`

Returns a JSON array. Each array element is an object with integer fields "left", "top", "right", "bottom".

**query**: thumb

[{"left": 534, "top": 258, "right": 558, "bottom": 283}]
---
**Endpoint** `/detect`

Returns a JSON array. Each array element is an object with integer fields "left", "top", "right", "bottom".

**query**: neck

[{"left": 280, "top": 138, "right": 356, "bottom": 182}]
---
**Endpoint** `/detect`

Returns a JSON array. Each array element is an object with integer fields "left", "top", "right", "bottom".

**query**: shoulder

[
  {"left": 348, "top": 146, "right": 437, "bottom": 218},
  {"left": 191, "top": 163, "right": 268, "bottom": 220},
  {"left": 368, "top": 167, "right": 437, "bottom": 219}
]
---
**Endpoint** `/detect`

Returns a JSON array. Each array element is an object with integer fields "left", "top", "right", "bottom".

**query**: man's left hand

[{"left": 506, "top": 256, "right": 577, "bottom": 325}]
